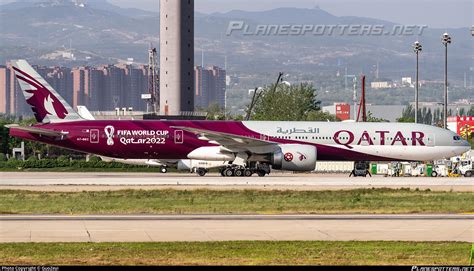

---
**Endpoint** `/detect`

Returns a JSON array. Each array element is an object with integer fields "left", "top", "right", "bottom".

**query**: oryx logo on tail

[
  {"left": 12, "top": 60, "right": 82, "bottom": 124},
  {"left": 13, "top": 66, "right": 68, "bottom": 121}
]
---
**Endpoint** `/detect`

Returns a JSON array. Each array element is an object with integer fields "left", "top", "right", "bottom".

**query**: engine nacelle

[
  {"left": 271, "top": 144, "right": 317, "bottom": 171},
  {"left": 177, "top": 160, "right": 228, "bottom": 171},
  {"left": 187, "top": 146, "right": 235, "bottom": 161}
]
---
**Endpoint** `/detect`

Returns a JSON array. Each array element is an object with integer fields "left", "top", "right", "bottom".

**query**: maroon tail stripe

[
  {"left": 13, "top": 67, "right": 43, "bottom": 87},
  {"left": 15, "top": 74, "right": 43, "bottom": 91}
]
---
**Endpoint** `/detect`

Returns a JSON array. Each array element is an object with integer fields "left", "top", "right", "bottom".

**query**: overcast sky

[{"left": 1, "top": 0, "right": 472, "bottom": 28}]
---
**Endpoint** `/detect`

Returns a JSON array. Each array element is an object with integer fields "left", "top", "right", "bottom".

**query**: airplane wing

[
  {"left": 6, "top": 124, "right": 69, "bottom": 139},
  {"left": 171, "top": 126, "right": 276, "bottom": 150}
]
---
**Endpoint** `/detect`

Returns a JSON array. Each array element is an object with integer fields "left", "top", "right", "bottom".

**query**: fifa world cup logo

[{"left": 104, "top": 125, "right": 115, "bottom": 146}]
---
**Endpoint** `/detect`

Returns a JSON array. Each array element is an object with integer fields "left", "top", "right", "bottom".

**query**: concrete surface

[
  {"left": 0, "top": 172, "right": 472, "bottom": 192},
  {"left": 0, "top": 215, "right": 472, "bottom": 243}
]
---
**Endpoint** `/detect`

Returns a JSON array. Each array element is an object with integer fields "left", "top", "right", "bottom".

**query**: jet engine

[{"left": 271, "top": 144, "right": 317, "bottom": 171}]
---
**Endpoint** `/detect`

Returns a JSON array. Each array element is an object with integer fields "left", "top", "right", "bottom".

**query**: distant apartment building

[
  {"left": 194, "top": 66, "right": 209, "bottom": 109},
  {"left": 72, "top": 65, "right": 147, "bottom": 111},
  {"left": 0, "top": 61, "right": 228, "bottom": 117},
  {"left": 0, "top": 65, "right": 10, "bottom": 114},
  {"left": 370, "top": 81, "right": 393, "bottom": 89},
  {"left": 35, "top": 65, "right": 74, "bottom": 106},
  {"left": 117, "top": 64, "right": 148, "bottom": 112},
  {"left": 72, "top": 67, "right": 90, "bottom": 109},
  {"left": 88, "top": 68, "right": 105, "bottom": 111},
  {"left": 194, "top": 66, "right": 226, "bottom": 109},
  {"left": 5, "top": 62, "right": 27, "bottom": 116},
  {"left": 129, "top": 65, "right": 148, "bottom": 111},
  {"left": 401, "top": 77, "right": 413, "bottom": 87},
  {"left": 102, "top": 65, "right": 125, "bottom": 110},
  {"left": 93, "top": 64, "right": 149, "bottom": 112}
]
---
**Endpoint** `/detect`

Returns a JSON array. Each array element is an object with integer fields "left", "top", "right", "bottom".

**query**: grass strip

[
  {"left": 0, "top": 241, "right": 470, "bottom": 266},
  {"left": 1, "top": 188, "right": 473, "bottom": 215}
]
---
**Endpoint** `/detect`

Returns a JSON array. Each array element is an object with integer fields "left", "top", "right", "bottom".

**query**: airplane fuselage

[{"left": 10, "top": 120, "right": 470, "bottom": 162}]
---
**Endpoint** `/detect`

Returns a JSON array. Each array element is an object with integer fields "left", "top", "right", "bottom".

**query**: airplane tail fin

[{"left": 12, "top": 60, "right": 82, "bottom": 123}]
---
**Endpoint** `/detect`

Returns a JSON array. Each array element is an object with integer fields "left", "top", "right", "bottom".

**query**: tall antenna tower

[{"left": 146, "top": 46, "right": 159, "bottom": 113}]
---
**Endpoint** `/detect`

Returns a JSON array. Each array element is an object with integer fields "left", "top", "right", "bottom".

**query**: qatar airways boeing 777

[{"left": 7, "top": 60, "right": 470, "bottom": 177}]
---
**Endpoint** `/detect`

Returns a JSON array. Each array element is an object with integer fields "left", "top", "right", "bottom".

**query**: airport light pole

[
  {"left": 413, "top": 41, "right": 422, "bottom": 124},
  {"left": 442, "top": 33, "right": 452, "bottom": 129}
]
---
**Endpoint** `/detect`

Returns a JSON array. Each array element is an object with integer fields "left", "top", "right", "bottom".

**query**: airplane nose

[{"left": 460, "top": 139, "right": 471, "bottom": 153}]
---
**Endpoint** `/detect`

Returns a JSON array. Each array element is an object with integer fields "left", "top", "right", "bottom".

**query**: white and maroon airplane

[{"left": 7, "top": 60, "right": 471, "bottom": 177}]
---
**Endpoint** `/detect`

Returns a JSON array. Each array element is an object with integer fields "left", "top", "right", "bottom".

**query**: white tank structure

[{"left": 159, "top": 0, "right": 195, "bottom": 116}]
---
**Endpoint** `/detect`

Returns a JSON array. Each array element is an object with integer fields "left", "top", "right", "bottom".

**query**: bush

[
  {"left": 0, "top": 157, "right": 152, "bottom": 170},
  {"left": 0, "top": 153, "right": 6, "bottom": 162},
  {"left": 57, "top": 155, "right": 69, "bottom": 162},
  {"left": 27, "top": 156, "right": 38, "bottom": 162},
  {"left": 88, "top": 156, "right": 102, "bottom": 163},
  {"left": 6, "top": 158, "right": 22, "bottom": 168}
]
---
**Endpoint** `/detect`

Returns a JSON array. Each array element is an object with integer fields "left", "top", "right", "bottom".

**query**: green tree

[
  {"left": 423, "top": 109, "right": 433, "bottom": 125},
  {"left": 205, "top": 103, "right": 226, "bottom": 120},
  {"left": 433, "top": 108, "right": 442, "bottom": 126},
  {"left": 467, "top": 106, "right": 474, "bottom": 116},
  {"left": 366, "top": 111, "right": 388, "bottom": 122},
  {"left": 252, "top": 83, "right": 336, "bottom": 121},
  {"left": 397, "top": 105, "right": 415, "bottom": 123},
  {"left": 306, "top": 111, "right": 339, "bottom": 122},
  {"left": 398, "top": 106, "right": 436, "bottom": 125}
]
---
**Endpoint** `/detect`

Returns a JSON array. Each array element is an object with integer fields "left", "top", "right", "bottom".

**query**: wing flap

[{"left": 171, "top": 126, "right": 275, "bottom": 148}]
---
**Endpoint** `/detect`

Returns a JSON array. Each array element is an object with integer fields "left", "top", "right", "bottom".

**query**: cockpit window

[{"left": 453, "top": 136, "right": 462, "bottom": 141}]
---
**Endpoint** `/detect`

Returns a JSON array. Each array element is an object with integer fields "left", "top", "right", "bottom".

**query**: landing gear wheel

[
  {"left": 197, "top": 168, "right": 207, "bottom": 177},
  {"left": 431, "top": 171, "right": 438, "bottom": 177},
  {"left": 465, "top": 171, "right": 472, "bottom": 177},
  {"left": 224, "top": 168, "right": 234, "bottom": 177},
  {"left": 244, "top": 169, "right": 253, "bottom": 177},
  {"left": 234, "top": 169, "right": 244, "bottom": 177},
  {"left": 160, "top": 166, "right": 168, "bottom": 174},
  {"left": 257, "top": 170, "right": 266, "bottom": 177},
  {"left": 220, "top": 169, "right": 225, "bottom": 177}
]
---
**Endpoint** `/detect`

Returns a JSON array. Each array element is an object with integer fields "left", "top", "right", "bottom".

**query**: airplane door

[
  {"left": 90, "top": 129, "right": 99, "bottom": 144},
  {"left": 174, "top": 130, "right": 184, "bottom": 144}
]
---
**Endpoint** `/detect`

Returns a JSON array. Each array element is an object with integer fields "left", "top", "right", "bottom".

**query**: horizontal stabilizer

[{"left": 7, "top": 124, "right": 69, "bottom": 139}]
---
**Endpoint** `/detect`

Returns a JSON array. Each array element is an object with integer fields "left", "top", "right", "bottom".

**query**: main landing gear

[
  {"left": 196, "top": 168, "right": 208, "bottom": 177},
  {"left": 219, "top": 163, "right": 271, "bottom": 178},
  {"left": 159, "top": 166, "right": 168, "bottom": 174}
]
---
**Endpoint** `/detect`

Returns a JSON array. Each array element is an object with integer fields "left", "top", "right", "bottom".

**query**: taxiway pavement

[
  {"left": 1, "top": 214, "right": 472, "bottom": 243},
  {"left": 0, "top": 172, "right": 472, "bottom": 191}
]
